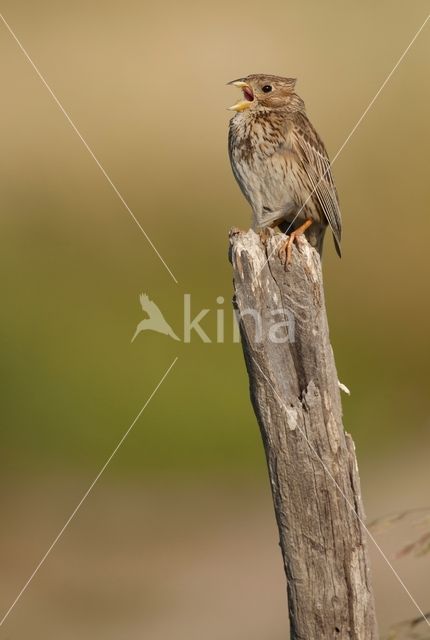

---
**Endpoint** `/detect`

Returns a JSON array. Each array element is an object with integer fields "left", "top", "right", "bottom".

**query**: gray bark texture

[{"left": 229, "top": 228, "right": 378, "bottom": 640}]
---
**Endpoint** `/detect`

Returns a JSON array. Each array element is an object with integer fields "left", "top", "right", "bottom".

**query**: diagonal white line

[
  {"left": 255, "top": 12, "right": 430, "bottom": 278},
  {"left": 0, "top": 356, "right": 178, "bottom": 628},
  {"left": 328, "top": 13, "right": 429, "bottom": 168},
  {"left": 0, "top": 12, "right": 179, "bottom": 285},
  {"left": 251, "top": 355, "right": 430, "bottom": 628}
]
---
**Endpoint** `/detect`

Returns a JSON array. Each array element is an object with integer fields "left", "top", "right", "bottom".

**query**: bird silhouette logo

[{"left": 131, "top": 293, "right": 180, "bottom": 343}]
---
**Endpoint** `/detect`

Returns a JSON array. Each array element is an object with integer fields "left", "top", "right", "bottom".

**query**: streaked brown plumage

[{"left": 228, "top": 74, "right": 342, "bottom": 262}]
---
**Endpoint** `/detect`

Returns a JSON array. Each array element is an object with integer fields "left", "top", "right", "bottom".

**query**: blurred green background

[{"left": 1, "top": 0, "right": 429, "bottom": 638}]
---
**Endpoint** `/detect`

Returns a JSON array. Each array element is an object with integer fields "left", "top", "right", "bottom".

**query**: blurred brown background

[{"left": 1, "top": 0, "right": 429, "bottom": 637}]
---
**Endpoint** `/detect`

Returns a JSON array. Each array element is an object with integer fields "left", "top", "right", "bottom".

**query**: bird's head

[{"left": 228, "top": 74, "right": 301, "bottom": 113}]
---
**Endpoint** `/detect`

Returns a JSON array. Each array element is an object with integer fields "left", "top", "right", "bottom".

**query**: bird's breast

[{"left": 229, "top": 115, "right": 297, "bottom": 227}]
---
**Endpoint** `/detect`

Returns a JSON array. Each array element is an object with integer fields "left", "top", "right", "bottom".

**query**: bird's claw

[
  {"left": 259, "top": 227, "right": 271, "bottom": 245},
  {"left": 278, "top": 235, "right": 294, "bottom": 269},
  {"left": 277, "top": 220, "right": 312, "bottom": 269}
]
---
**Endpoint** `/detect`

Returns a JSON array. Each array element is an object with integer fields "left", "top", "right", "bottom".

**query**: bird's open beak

[{"left": 227, "top": 80, "right": 254, "bottom": 112}]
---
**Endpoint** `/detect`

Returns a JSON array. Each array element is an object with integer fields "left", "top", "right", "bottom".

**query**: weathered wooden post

[{"left": 230, "top": 228, "right": 378, "bottom": 639}]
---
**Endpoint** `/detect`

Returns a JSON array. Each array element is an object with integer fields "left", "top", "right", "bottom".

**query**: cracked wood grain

[{"left": 229, "top": 228, "right": 378, "bottom": 640}]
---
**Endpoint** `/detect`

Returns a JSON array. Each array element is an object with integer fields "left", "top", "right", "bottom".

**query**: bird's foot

[
  {"left": 278, "top": 235, "right": 294, "bottom": 267},
  {"left": 278, "top": 219, "right": 313, "bottom": 269},
  {"left": 258, "top": 227, "right": 272, "bottom": 245}
]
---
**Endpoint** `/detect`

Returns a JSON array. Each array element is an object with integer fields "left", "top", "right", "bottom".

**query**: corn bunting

[{"left": 228, "top": 74, "right": 342, "bottom": 263}]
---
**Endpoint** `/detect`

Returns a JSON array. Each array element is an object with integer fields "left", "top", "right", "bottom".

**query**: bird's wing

[
  {"left": 139, "top": 293, "right": 149, "bottom": 310},
  {"left": 290, "top": 114, "right": 342, "bottom": 255},
  {"left": 139, "top": 293, "right": 164, "bottom": 321}
]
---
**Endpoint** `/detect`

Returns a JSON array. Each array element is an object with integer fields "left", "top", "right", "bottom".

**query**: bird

[
  {"left": 227, "top": 74, "right": 342, "bottom": 264},
  {"left": 131, "top": 294, "right": 180, "bottom": 342}
]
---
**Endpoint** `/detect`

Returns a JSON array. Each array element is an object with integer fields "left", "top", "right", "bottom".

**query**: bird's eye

[{"left": 262, "top": 85, "right": 272, "bottom": 93}]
